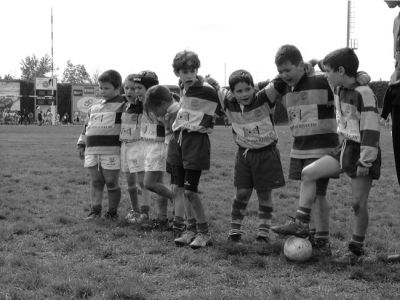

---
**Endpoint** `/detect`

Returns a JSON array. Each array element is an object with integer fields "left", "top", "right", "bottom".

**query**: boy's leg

[
  {"left": 392, "top": 105, "right": 400, "bottom": 185},
  {"left": 126, "top": 172, "right": 139, "bottom": 212},
  {"left": 256, "top": 189, "right": 273, "bottom": 243},
  {"left": 229, "top": 188, "right": 252, "bottom": 242},
  {"left": 102, "top": 168, "right": 121, "bottom": 218},
  {"left": 144, "top": 171, "right": 174, "bottom": 200},
  {"left": 272, "top": 156, "right": 340, "bottom": 237},
  {"left": 87, "top": 166, "right": 105, "bottom": 219}
]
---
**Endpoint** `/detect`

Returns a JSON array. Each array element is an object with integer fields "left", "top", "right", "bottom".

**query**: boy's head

[
  {"left": 144, "top": 85, "right": 173, "bottom": 118},
  {"left": 172, "top": 50, "right": 200, "bottom": 89},
  {"left": 98, "top": 70, "right": 122, "bottom": 100},
  {"left": 123, "top": 74, "right": 137, "bottom": 103},
  {"left": 385, "top": 0, "right": 400, "bottom": 8},
  {"left": 133, "top": 71, "right": 159, "bottom": 101},
  {"left": 228, "top": 70, "right": 255, "bottom": 106},
  {"left": 323, "top": 47, "right": 359, "bottom": 88},
  {"left": 275, "top": 44, "right": 305, "bottom": 87}
]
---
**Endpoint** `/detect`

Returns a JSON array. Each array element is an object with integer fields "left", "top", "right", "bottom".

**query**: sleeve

[
  {"left": 77, "top": 110, "right": 89, "bottom": 146},
  {"left": 263, "top": 77, "right": 286, "bottom": 106},
  {"left": 357, "top": 89, "right": 380, "bottom": 168},
  {"left": 381, "top": 86, "right": 393, "bottom": 120}
]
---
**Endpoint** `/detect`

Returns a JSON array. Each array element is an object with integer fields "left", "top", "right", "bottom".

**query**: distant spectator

[{"left": 37, "top": 111, "right": 43, "bottom": 126}]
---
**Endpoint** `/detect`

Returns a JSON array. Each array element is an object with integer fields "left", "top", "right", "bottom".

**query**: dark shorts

[
  {"left": 172, "top": 165, "right": 202, "bottom": 192},
  {"left": 289, "top": 157, "right": 330, "bottom": 196},
  {"left": 166, "top": 162, "right": 178, "bottom": 185},
  {"left": 329, "top": 140, "right": 381, "bottom": 180},
  {"left": 167, "top": 131, "right": 210, "bottom": 170},
  {"left": 234, "top": 144, "right": 285, "bottom": 191}
]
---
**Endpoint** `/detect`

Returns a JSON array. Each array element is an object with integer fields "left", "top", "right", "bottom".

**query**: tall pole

[
  {"left": 51, "top": 8, "right": 54, "bottom": 79},
  {"left": 346, "top": 0, "right": 350, "bottom": 47}
]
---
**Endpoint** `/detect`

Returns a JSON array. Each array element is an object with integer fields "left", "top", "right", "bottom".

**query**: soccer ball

[{"left": 283, "top": 236, "right": 312, "bottom": 262}]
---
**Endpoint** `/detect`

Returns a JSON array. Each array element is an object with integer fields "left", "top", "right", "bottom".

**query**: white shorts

[
  {"left": 121, "top": 141, "right": 145, "bottom": 173},
  {"left": 143, "top": 140, "right": 168, "bottom": 172},
  {"left": 84, "top": 154, "right": 121, "bottom": 170}
]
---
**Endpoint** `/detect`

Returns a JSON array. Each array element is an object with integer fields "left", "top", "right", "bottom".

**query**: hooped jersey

[
  {"left": 172, "top": 77, "right": 220, "bottom": 133},
  {"left": 120, "top": 100, "right": 142, "bottom": 142},
  {"left": 140, "top": 112, "right": 166, "bottom": 142},
  {"left": 77, "top": 95, "right": 126, "bottom": 155},
  {"left": 219, "top": 88, "right": 278, "bottom": 149},
  {"left": 335, "top": 84, "right": 380, "bottom": 167},
  {"left": 266, "top": 74, "right": 339, "bottom": 159}
]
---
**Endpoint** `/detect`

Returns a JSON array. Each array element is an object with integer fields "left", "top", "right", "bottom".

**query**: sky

[{"left": 0, "top": 0, "right": 397, "bottom": 86}]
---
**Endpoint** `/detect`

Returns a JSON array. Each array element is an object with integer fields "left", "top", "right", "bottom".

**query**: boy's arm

[
  {"left": 77, "top": 111, "right": 89, "bottom": 159},
  {"left": 357, "top": 89, "right": 380, "bottom": 171},
  {"left": 263, "top": 77, "right": 286, "bottom": 105}
]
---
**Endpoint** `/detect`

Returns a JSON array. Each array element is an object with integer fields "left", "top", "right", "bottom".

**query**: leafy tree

[
  {"left": 20, "top": 54, "right": 52, "bottom": 80},
  {"left": 91, "top": 69, "right": 101, "bottom": 85},
  {"left": 3, "top": 74, "right": 14, "bottom": 80},
  {"left": 62, "top": 60, "right": 92, "bottom": 84}
]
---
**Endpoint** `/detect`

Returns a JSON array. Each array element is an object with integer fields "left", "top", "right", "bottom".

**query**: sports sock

[
  {"left": 187, "top": 218, "right": 197, "bottom": 232},
  {"left": 349, "top": 235, "right": 365, "bottom": 256},
  {"left": 295, "top": 206, "right": 311, "bottom": 224},
  {"left": 196, "top": 222, "right": 208, "bottom": 234}
]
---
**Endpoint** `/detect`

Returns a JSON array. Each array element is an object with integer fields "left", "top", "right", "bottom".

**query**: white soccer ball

[{"left": 283, "top": 236, "right": 312, "bottom": 262}]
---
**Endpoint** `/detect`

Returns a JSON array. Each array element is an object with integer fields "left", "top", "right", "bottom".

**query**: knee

[
  {"left": 105, "top": 180, "right": 119, "bottom": 191},
  {"left": 92, "top": 178, "right": 105, "bottom": 189},
  {"left": 184, "top": 189, "right": 196, "bottom": 201},
  {"left": 301, "top": 168, "right": 314, "bottom": 182},
  {"left": 236, "top": 189, "right": 250, "bottom": 202},
  {"left": 351, "top": 198, "right": 367, "bottom": 216}
]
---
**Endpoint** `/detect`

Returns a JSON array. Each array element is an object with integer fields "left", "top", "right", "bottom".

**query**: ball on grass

[{"left": 283, "top": 236, "right": 312, "bottom": 262}]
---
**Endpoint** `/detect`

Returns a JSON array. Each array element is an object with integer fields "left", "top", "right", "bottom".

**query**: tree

[
  {"left": 20, "top": 54, "right": 52, "bottom": 80},
  {"left": 91, "top": 69, "right": 101, "bottom": 85},
  {"left": 3, "top": 74, "right": 14, "bottom": 80},
  {"left": 62, "top": 60, "right": 92, "bottom": 84}
]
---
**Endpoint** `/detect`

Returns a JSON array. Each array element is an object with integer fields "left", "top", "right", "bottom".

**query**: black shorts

[
  {"left": 289, "top": 157, "right": 330, "bottom": 196},
  {"left": 166, "top": 162, "right": 178, "bottom": 185},
  {"left": 329, "top": 140, "right": 381, "bottom": 180},
  {"left": 167, "top": 131, "right": 210, "bottom": 170},
  {"left": 234, "top": 144, "right": 285, "bottom": 191}
]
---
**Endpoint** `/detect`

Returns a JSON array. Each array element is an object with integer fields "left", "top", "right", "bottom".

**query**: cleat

[
  {"left": 333, "top": 251, "right": 365, "bottom": 265},
  {"left": 228, "top": 234, "right": 242, "bottom": 243},
  {"left": 312, "top": 240, "right": 332, "bottom": 259},
  {"left": 190, "top": 232, "right": 213, "bottom": 249},
  {"left": 255, "top": 235, "right": 270, "bottom": 244},
  {"left": 175, "top": 230, "right": 196, "bottom": 247},
  {"left": 271, "top": 217, "right": 309, "bottom": 238},
  {"left": 125, "top": 210, "right": 140, "bottom": 224},
  {"left": 104, "top": 211, "right": 118, "bottom": 220},
  {"left": 85, "top": 210, "right": 101, "bottom": 220},
  {"left": 152, "top": 219, "right": 171, "bottom": 231}
]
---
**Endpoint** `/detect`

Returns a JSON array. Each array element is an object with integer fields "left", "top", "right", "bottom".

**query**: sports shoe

[
  {"left": 152, "top": 218, "right": 171, "bottom": 231},
  {"left": 312, "top": 240, "right": 332, "bottom": 259},
  {"left": 255, "top": 235, "right": 270, "bottom": 244},
  {"left": 104, "top": 211, "right": 118, "bottom": 220},
  {"left": 85, "top": 210, "right": 101, "bottom": 220},
  {"left": 228, "top": 233, "right": 242, "bottom": 243},
  {"left": 333, "top": 251, "right": 365, "bottom": 266},
  {"left": 138, "top": 213, "right": 153, "bottom": 230},
  {"left": 190, "top": 232, "right": 213, "bottom": 249},
  {"left": 174, "top": 230, "right": 196, "bottom": 247},
  {"left": 125, "top": 210, "right": 140, "bottom": 224},
  {"left": 271, "top": 217, "right": 309, "bottom": 238}
]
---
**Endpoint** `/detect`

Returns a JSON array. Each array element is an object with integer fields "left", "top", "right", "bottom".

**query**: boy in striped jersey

[
  {"left": 77, "top": 70, "right": 126, "bottom": 220},
  {"left": 220, "top": 70, "right": 285, "bottom": 244},
  {"left": 275, "top": 48, "right": 381, "bottom": 265},
  {"left": 168, "top": 50, "right": 222, "bottom": 249}
]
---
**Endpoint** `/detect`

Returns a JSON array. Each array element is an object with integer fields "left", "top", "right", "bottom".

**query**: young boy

[
  {"left": 135, "top": 71, "right": 174, "bottom": 230},
  {"left": 274, "top": 48, "right": 381, "bottom": 264},
  {"left": 77, "top": 70, "right": 126, "bottom": 220},
  {"left": 268, "top": 45, "right": 340, "bottom": 256},
  {"left": 120, "top": 73, "right": 150, "bottom": 224},
  {"left": 167, "top": 50, "right": 221, "bottom": 249},
  {"left": 219, "top": 70, "right": 285, "bottom": 243}
]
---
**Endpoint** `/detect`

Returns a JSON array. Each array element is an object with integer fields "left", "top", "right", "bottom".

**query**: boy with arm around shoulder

[
  {"left": 220, "top": 70, "right": 285, "bottom": 243},
  {"left": 77, "top": 70, "right": 126, "bottom": 220},
  {"left": 274, "top": 48, "right": 381, "bottom": 264}
]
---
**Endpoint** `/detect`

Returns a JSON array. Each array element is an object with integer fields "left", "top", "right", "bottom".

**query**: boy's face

[
  {"left": 232, "top": 82, "right": 255, "bottom": 106},
  {"left": 124, "top": 81, "right": 136, "bottom": 103},
  {"left": 276, "top": 61, "right": 305, "bottom": 87},
  {"left": 175, "top": 68, "right": 198, "bottom": 89},
  {"left": 385, "top": 0, "right": 400, "bottom": 8},
  {"left": 99, "top": 82, "right": 120, "bottom": 100},
  {"left": 324, "top": 65, "right": 343, "bottom": 88},
  {"left": 134, "top": 82, "right": 147, "bottom": 102}
]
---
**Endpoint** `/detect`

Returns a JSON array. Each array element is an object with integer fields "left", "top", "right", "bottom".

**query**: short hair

[
  {"left": 124, "top": 73, "right": 138, "bottom": 85},
  {"left": 228, "top": 70, "right": 254, "bottom": 91},
  {"left": 133, "top": 70, "right": 159, "bottom": 89},
  {"left": 275, "top": 44, "right": 303, "bottom": 66},
  {"left": 144, "top": 85, "right": 173, "bottom": 115},
  {"left": 172, "top": 50, "right": 201, "bottom": 73},
  {"left": 323, "top": 47, "right": 359, "bottom": 77},
  {"left": 98, "top": 70, "right": 122, "bottom": 89}
]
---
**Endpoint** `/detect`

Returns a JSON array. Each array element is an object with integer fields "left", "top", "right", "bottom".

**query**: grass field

[{"left": 1, "top": 125, "right": 400, "bottom": 300}]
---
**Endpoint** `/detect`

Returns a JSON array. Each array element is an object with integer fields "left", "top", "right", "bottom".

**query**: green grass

[{"left": 1, "top": 125, "right": 400, "bottom": 299}]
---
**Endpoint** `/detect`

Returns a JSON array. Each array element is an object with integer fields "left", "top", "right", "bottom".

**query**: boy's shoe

[
  {"left": 271, "top": 217, "right": 309, "bottom": 238},
  {"left": 125, "top": 210, "right": 140, "bottom": 224},
  {"left": 174, "top": 230, "right": 196, "bottom": 247},
  {"left": 152, "top": 219, "right": 171, "bottom": 231},
  {"left": 190, "top": 232, "right": 213, "bottom": 249},
  {"left": 227, "top": 233, "right": 242, "bottom": 243},
  {"left": 85, "top": 210, "right": 101, "bottom": 221},
  {"left": 255, "top": 235, "right": 270, "bottom": 244},
  {"left": 333, "top": 251, "right": 365, "bottom": 266},
  {"left": 138, "top": 213, "right": 153, "bottom": 230},
  {"left": 312, "top": 240, "right": 332, "bottom": 259},
  {"left": 104, "top": 211, "right": 118, "bottom": 220}
]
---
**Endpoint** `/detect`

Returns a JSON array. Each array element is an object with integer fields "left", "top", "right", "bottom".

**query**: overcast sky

[{"left": 0, "top": 0, "right": 396, "bottom": 86}]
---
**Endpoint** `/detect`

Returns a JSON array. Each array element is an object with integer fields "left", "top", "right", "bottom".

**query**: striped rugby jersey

[
  {"left": 140, "top": 112, "right": 166, "bottom": 142},
  {"left": 219, "top": 88, "right": 278, "bottom": 149},
  {"left": 120, "top": 100, "right": 142, "bottom": 142},
  {"left": 77, "top": 95, "right": 126, "bottom": 155},
  {"left": 266, "top": 74, "right": 339, "bottom": 159},
  {"left": 335, "top": 84, "right": 380, "bottom": 167},
  {"left": 172, "top": 76, "right": 220, "bottom": 133}
]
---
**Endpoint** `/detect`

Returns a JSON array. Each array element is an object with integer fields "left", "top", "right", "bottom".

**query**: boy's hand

[
  {"left": 355, "top": 71, "right": 371, "bottom": 85},
  {"left": 204, "top": 75, "right": 220, "bottom": 90},
  {"left": 356, "top": 166, "right": 369, "bottom": 177},
  {"left": 78, "top": 145, "right": 85, "bottom": 160}
]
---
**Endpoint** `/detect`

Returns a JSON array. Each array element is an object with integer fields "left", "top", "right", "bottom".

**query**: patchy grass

[{"left": 0, "top": 125, "right": 400, "bottom": 299}]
